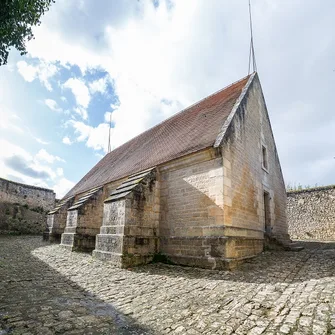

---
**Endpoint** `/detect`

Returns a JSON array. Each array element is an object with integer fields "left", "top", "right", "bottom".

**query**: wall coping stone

[
  {"left": 287, "top": 184, "right": 335, "bottom": 195},
  {"left": 0, "top": 177, "right": 55, "bottom": 194}
]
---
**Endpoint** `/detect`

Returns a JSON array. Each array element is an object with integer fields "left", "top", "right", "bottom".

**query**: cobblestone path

[{"left": 0, "top": 236, "right": 334, "bottom": 335}]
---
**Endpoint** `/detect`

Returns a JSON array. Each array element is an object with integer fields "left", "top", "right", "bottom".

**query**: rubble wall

[{"left": 287, "top": 186, "right": 335, "bottom": 241}]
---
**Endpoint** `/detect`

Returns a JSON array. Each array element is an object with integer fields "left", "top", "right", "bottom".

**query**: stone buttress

[
  {"left": 46, "top": 196, "right": 74, "bottom": 242},
  {"left": 93, "top": 168, "right": 159, "bottom": 267},
  {"left": 60, "top": 186, "right": 103, "bottom": 251}
]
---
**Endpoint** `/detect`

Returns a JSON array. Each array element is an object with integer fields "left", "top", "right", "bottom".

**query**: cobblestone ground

[{"left": 0, "top": 236, "right": 334, "bottom": 335}]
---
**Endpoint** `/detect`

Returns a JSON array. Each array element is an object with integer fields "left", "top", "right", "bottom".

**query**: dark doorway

[{"left": 263, "top": 191, "right": 271, "bottom": 235}]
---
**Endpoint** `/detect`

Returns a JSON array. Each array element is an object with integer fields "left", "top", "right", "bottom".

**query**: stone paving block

[{"left": 0, "top": 236, "right": 334, "bottom": 334}]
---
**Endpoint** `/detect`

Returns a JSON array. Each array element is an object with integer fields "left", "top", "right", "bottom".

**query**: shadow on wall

[{"left": 0, "top": 236, "right": 152, "bottom": 334}]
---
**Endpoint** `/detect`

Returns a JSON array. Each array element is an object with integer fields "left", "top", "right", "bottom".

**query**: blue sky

[{"left": 1, "top": 0, "right": 335, "bottom": 197}]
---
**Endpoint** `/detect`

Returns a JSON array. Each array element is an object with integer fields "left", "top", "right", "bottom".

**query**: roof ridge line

[
  {"left": 105, "top": 73, "right": 253, "bottom": 157},
  {"left": 214, "top": 72, "right": 257, "bottom": 147}
]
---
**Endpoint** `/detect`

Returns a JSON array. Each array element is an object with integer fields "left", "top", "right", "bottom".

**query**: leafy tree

[{"left": 0, "top": 0, "right": 55, "bottom": 65}]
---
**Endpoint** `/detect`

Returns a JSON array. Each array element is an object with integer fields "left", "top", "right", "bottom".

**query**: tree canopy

[{"left": 0, "top": 0, "right": 54, "bottom": 65}]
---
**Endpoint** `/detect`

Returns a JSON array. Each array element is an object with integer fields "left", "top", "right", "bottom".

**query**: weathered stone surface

[
  {"left": 0, "top": 177, "right": 55, "bottom": 210},
  {"left": 287, "top": 186, "right": 335, "bottom": 241},
  {"left": 60, "top": 188, "right": 105, "bottom": 251},
  {"left": 0, "top": 178, "right": 55, "bottom": 234},
  {"left": 0, "top": 202, "right": 49, "bottom": 235},
  {"left": 1, "top": 236, "right": 334, "bottom": 334},
  {"left": 94, "top": 169, "right": 159, "bottom": 267}
]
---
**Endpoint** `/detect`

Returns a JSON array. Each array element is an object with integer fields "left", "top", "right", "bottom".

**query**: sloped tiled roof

[{"left": 65, "top": 75, "right": 251, "bottom": 198}]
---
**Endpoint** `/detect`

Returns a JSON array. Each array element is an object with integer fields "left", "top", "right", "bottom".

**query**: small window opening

[
  {"left": 263, "top": 191, "right": 271, "bottom": 235},
  {"left": 262, "top": 145, "right": 268, "bottom": 171}
]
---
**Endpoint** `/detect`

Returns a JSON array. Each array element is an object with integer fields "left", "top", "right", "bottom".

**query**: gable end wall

[{"left": 221, "top": 75, "right": 289, "bottom": 258}]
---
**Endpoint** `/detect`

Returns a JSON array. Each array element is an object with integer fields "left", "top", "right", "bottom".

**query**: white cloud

[
  {"left": 45, "top": 99, "right": 62, "bottom": 112},
  {"left": 35, "top": 137, "right": 49, "bottom": 145},
  {"left": 0, "top": 140, "right": 57, "bottom": 182},
  {"left": 62, "top": 136, "right": 72, "bottom": 145},
  {"left": 0, "top": 140, "right": 74, "bottom": 198},
  {"left": 17, "top": 60, "right": 58, "bottom": 91},
  {"left": 63, "top": 78, "right": 91, "bottom": 108},
  {"left": 73, "top": 106, "right": 88, "bottom": 120},
  {"left": 35, "top": 149, "right": 65, "bottom": 164},
  {"left": 70, "top": 120, "right": 109, "bottom": 152},
  {"left": 0, "top": 109, "right": 24, "bottom": 133},
  {"left": 56, "top": 167, "right": 64, "bottom": 176},
  {"left": 12, "top": 0, "right": 335, "bottom": 189},
  {"left": 52, "top": 177, "right": 75, "bottom": 198},
  {"left": 89, "top": 76, "right": 109, "bottom": 95}
]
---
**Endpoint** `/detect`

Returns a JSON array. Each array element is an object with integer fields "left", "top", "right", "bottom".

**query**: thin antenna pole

[
  {"left": 107, "top": 113, "right": 112, "bottom": 153},
  {"left": 248, "top": 0, "right": 257, "bottom": 74}
]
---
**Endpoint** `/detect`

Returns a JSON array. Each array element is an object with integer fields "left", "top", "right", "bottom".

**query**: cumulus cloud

[
  {"left": 0, "top": 140, "right": 73, "bottom": 196},
  {"left": 70, "top": 120, "right": 109, "bottom": 152},
  {"left": 17, "top": 60, "right": 58, "bottom": 91},
  {"left": 52, "top": 177, "right": 75, "bottom": 198},
  {"left": 63, "top": 78, "right": 91, "bottom": 108},
  {"left": 44, "top": 99, "right": 62, "bottom": 112},
  {"left": 5, "top": 155, "right": 51, "bottom": 179},
  {"left": 73, "top": 106, "right": 88, "bottom": 120},
  {"left": 0, "top": 141, "right": 55, "bottom": 181},
  {"left": 89, "top": 76, "right": 109, "bottom": 95},
  {"left": 62, "top": 136, "right": 72, "bottom": 145},
  {"left": 35, "top": 149, "right": 65, "bottom": 164},
  {"left": 10, "top": 0, "right": 335, "bottom": 188}
]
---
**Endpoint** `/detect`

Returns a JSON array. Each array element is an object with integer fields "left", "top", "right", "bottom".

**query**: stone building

[{"left": 47, "top": 72, "right": 290, "bottom": 269}]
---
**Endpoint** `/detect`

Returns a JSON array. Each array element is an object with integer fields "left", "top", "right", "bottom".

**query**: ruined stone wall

[
  {"left": 287, "top": 186, "right": 335, "bottom": 241},
  {"left": 221, "top": 75, "right": 288, "bottom": 259},
  {"left": 0, "top": 178, "right": 55, "bottom": 234},
  {"left": 0, "top": 178, "right": 55, "bottom": 210}
]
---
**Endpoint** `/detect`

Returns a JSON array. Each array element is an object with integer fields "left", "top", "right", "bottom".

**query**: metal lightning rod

[
  {"left": 107, "top": 113, "right": 112, "bottom": 154},
  {"left": 248, "top": 0, "right": 257, "bottom": 74}
]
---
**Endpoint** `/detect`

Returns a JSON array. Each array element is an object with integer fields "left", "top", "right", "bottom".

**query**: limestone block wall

[
  {"left": 94, "top": 171, "right": 159, "bottom": 267},
  {"left": 74, "top": 189, "right": 105, "bottom": 237},
  {"left": 123, "top": 176, "right": 160, "bottom": 260},
  {"left": 219, "top": 75, "right": 288, "bottom": 258},
  {"left": 159, "top": 149, "right": 227, "bottom": 268},
  {"left": 287, "top": 186, "right": 335, "bottom": 241},
  {"left": 0, "top": 177, "right": 55, "bottom": 210},
  {"left": 0, "top": 178, "right": 55, "bottom": 234}
]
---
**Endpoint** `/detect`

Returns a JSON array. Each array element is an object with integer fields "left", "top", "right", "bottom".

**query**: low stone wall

[
  {"left": 0, "top": 178, "right": 55, "bottom": 210},
  {"left": 0, "top": 178, "right": 55, "bottom": 234},
  {"left": 287, "top": 186, "right": 335, "bottom": 241},
  {"left": 0, "top": 202, "right": 49, "bottom": 235}
]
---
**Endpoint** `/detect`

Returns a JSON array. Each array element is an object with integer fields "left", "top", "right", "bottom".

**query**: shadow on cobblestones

[
  {"left": 131, "top": 241, "right": 335, "bottom": 285},
  {"left": 0, "top": 236, "right": 152, "bottom": 335},
  {"left": 1, "top": 236, "right": 334, "bottom": 335}
]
